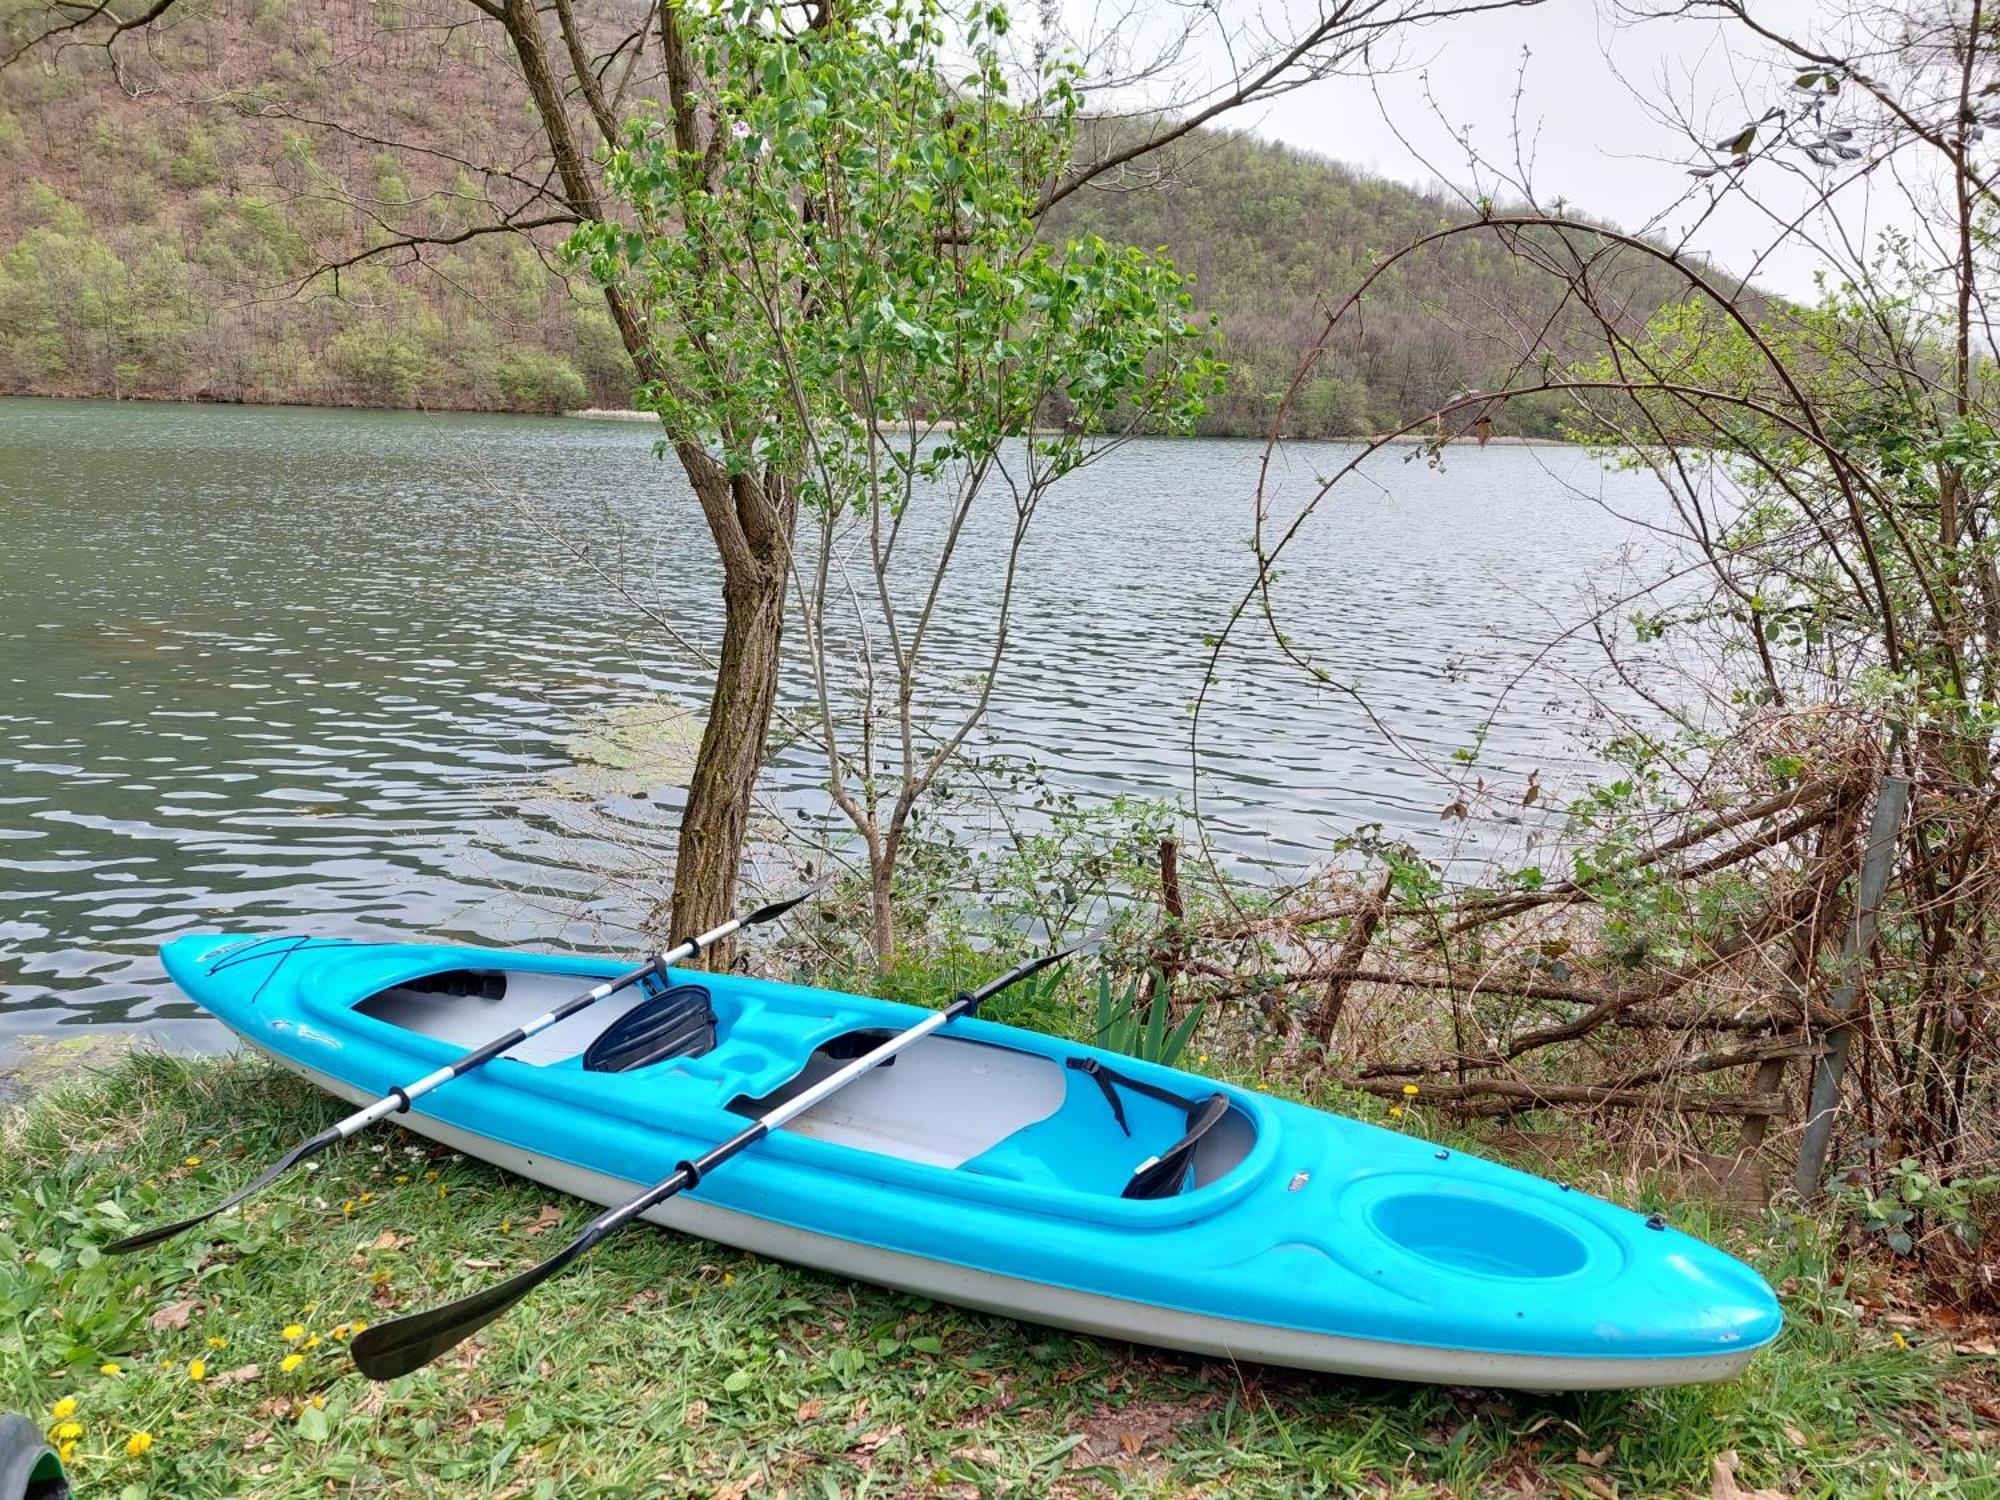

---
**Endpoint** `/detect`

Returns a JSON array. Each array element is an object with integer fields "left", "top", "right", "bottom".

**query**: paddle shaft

[
  {"left": 575, "top": 987, "right": 983, "bottom": 1241},
  {"left": 350, "top": 940, "right": 1083, "bottom": 1379}
]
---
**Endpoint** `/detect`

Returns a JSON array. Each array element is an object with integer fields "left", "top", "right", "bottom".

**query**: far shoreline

[{"left": 0, "top": 390, "right": 1587, "bottom": 447}]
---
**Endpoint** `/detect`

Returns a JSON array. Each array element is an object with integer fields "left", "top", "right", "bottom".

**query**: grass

[{"left": 2, "top": 1050, "right": 1994, "bottom": 1497}]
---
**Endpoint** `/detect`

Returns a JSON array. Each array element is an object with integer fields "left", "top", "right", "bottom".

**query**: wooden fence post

[{"left": 1792, "top": 773, "right": 1911, "bottom": 1201}]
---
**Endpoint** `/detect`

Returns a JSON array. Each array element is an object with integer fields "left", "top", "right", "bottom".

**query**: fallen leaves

[
  {"left": 846, "top": 1425, "right": 903, "bottom": 1457},
  {"left": 1711, "top": 1449, "right": 1793, "bottom": 1500},
  {"left": 149, "top": 1298, "right": 199, "bottom": 1331},
  {"left": 1072, "top": 1397, "right": 1211, "bottom": 1467}
]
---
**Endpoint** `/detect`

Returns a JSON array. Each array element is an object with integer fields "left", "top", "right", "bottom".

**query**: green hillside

[{"left": 0, "top": 1, "right": 1683, "bottom": 434}]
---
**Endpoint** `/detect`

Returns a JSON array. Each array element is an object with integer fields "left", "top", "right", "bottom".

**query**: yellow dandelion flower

[
  {"left": 206, "top": 1336, "right": 228, "bottom": 1349},
  {"left": 303, "top": 1335, "right": 322, "bottom": 1350},
  {"left": 309, "top": 1395, "right": 325, "bottom": 1409},
  {"left": 1388, "top": 1105, "right": 1404, "bottom": 1118},
  {"left": 56, "top": 1441, "right": 75, "bottom": 1465},
  {"left": 53, "top": 1421, "right": 83, "bottom": 1442},
  {"left": 359, "top": 1192, "right": 374, "bottom": 1204},
  {"left": 280, "top": 1353, "right": 304, "bottom": 1373},
  {"left": 187, "top": 1358, "right": 207, "bottom": 1382},
  {"left": 99, "top": 1363, "right": 121, "bottom": 1377},
  {"left": 1402, "top": 1083, "right": 1419, "bottom": 1097},
  {"left": 349, "top": 1320, "right": 367, "bottom": 1335},
  {"left": 394, "top": 1174, "right": 410, "bottom": 1185},
  {"left": 184, "top": 1155, "right": 202, "bottom": 1167},
  {"left": 331, "top": 1323, "right": 351, "bottom": 1341},
  {"left": 342, "top": 1199, "right": 355, "bottom": 1217},
  {"left": 722, "top": 1273, "right": 734, "bottom": 1285},
  {"left": 126, "top": 1431, "right": 155, "bottom": 1458},
  {"left": 49, "top": 1397, "right": 77, "bottom": 1421},
  {"left": 281, "top": 1324, "right": 306, "bottom": 1341},
  {"left": 1892, "top": 1330, "right": 1908, "bottom": 1349}
]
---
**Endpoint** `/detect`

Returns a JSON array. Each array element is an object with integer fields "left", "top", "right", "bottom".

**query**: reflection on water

[{"left": 1, "top": 398, "right": 1673, "bottom": 1042}]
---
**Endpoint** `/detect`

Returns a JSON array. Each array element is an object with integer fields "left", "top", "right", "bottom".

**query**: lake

[{"left": 1, "top": 398, "right": 1678, "bottom": 1046}]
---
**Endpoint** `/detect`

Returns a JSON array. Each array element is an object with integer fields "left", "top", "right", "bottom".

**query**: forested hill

[{"left": 0, "top": 2, "right": 1684, "bottom": 437}]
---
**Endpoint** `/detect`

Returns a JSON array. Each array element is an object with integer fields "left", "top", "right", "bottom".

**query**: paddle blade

[
  {"left": 965, "top": 925, "right": 1109, "bottom": 1007},
  {"left": 744, "top": 885, "right": 820, "bottom": 927},
  {"left": 105, "top": 1127, "right": 339, "bottom": 1254},
  {"left": 350, "top": 1231, "right": 598, "bottom": 1381}
]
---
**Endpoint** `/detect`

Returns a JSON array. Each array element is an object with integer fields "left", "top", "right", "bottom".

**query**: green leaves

[
  {"left": 569, "top": 0, "right": 1219, "bottom": 515},
  {"left": 1092, "top": 971, "right": 1204, "bottom": 1067}
]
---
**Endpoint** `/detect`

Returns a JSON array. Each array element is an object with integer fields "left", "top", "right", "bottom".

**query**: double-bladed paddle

[
  {"left": 107, "top": 889, "right": 820, "bottom": 1255},
  {"left": 351, "top": 935, "right": 1095, "bottom": 1381}
]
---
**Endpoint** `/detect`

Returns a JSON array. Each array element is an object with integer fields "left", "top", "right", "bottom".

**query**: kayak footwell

[{"left": 255, "top": 1041, "right": 1761, "bottom": 1390}]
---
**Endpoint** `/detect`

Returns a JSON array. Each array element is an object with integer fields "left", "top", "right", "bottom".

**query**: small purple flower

[{"left": 731, "top": 120, "right": 752, "bottom": 140}]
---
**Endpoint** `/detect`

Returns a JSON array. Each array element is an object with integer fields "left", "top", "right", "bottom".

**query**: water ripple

[{"left": 3, "top": 399, "right": 1679, "bottom": 1041}]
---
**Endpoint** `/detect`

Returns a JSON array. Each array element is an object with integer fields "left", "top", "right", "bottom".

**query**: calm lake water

[{"left": 1, "top": 398, "right": 1677, "bottom": 1046}]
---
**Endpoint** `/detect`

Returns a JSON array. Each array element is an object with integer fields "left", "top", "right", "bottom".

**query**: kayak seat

[
  {"left": 730, "top": 1033, "right": 1067, "bottom": 1170},
  {"left": 581, "top": 984, "right": 717, "bottom": 1072},
  {"left": 957, "top": 1064, "right": 1199, "bottom": 1196}
]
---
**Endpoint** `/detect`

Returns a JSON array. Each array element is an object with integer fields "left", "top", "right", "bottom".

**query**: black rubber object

[
  {"left": 581, "top": 985, "right": 717, "bottom": 1073},
  {"left": 1122, "top": 1092, "right": 1233, "bottom": 1201},
  {"left": 0, "top": 1414, "right": 67, "bottom": 1500}
]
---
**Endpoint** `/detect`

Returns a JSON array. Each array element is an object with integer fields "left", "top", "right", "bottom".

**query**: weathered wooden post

[{"left": 1792, "top": 773, "right": 1911, "bottom": 1201}]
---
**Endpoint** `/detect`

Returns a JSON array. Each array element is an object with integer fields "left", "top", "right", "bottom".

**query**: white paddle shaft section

[
  {"left": 760, "top": 1008, "right": 955, "bottom": 1130},
  {"left": 331, "top": 912, "right": 750, "bottom": 1140}
]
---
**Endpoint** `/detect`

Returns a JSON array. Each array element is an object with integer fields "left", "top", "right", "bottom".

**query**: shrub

[
  {"left": 169, "top": 126, "right": 219, "bottom": 189},
  {"left": 493, "top": 349, "right": 586, "bottom": 413},
  {"left": 326, "top": 327, "right": 427, "bottom": 406}
]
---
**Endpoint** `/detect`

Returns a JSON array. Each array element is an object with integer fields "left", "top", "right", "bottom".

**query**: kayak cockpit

[
  {"left": 349, "top": 966, "right": 1258, "bottom": 1202},
  {"left": 730, "top": 1028, "right": 1258, "bottom": 1200},
  {"left": 354, "top": 967, "right": 719, "bottom": 1069}
]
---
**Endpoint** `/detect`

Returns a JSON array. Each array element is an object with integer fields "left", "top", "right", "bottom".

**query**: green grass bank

[{"left": 4, "top": 1051, "right": 1995, "bottom": 1497}]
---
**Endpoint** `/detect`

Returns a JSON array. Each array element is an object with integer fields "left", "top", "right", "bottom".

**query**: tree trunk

[
  {"left": 868, "top": 849, "right": 895, "bottom": 964},
  {"left": 669, "top": 555, "right": 788, "bottom": 958},
  {"left": 493, "top": 1, "right": 797, "bottom": 963}
]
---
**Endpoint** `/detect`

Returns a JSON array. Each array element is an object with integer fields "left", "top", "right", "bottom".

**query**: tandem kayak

[{"left": 160, "top": 932, "right": 1781, "bottom": 1390}]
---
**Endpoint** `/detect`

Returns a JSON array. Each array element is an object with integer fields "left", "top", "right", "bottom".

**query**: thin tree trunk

[
  {"left": 670, "top": 556, "right": 788, "bottom": 956},
  {"left": 498, "top": 0, "right": 796, "bottom": 959},
  {"left": 869, "top": 854, "right": 895, "bottom": 963}
]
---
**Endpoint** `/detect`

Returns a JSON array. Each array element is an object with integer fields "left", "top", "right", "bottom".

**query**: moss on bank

[{"left": 2, "top": 1051, "right": 1993, "bottom": 1497}]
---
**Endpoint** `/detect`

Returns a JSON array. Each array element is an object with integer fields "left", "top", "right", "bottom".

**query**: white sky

[{"left": 1072, "top": 0, "right": 1899, "bottom": 300}]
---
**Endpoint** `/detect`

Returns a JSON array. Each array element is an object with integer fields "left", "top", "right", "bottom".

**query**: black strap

[
  {"left": 1122, "top": 1092, "right": 1232, "bottom": 1201},
  {"left": 1065, "top": 1056, "right": 1205, "bottom": 1137}
]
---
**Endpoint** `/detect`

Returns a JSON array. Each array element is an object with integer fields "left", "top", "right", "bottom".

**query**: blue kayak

[{"left": 161, "top": 932, "right": 1781, "bottom": 1389}]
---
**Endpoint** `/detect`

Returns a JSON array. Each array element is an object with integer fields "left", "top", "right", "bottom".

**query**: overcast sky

[{"left": 1074, "top": 0, "right": 1887, "bottom": 300}]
